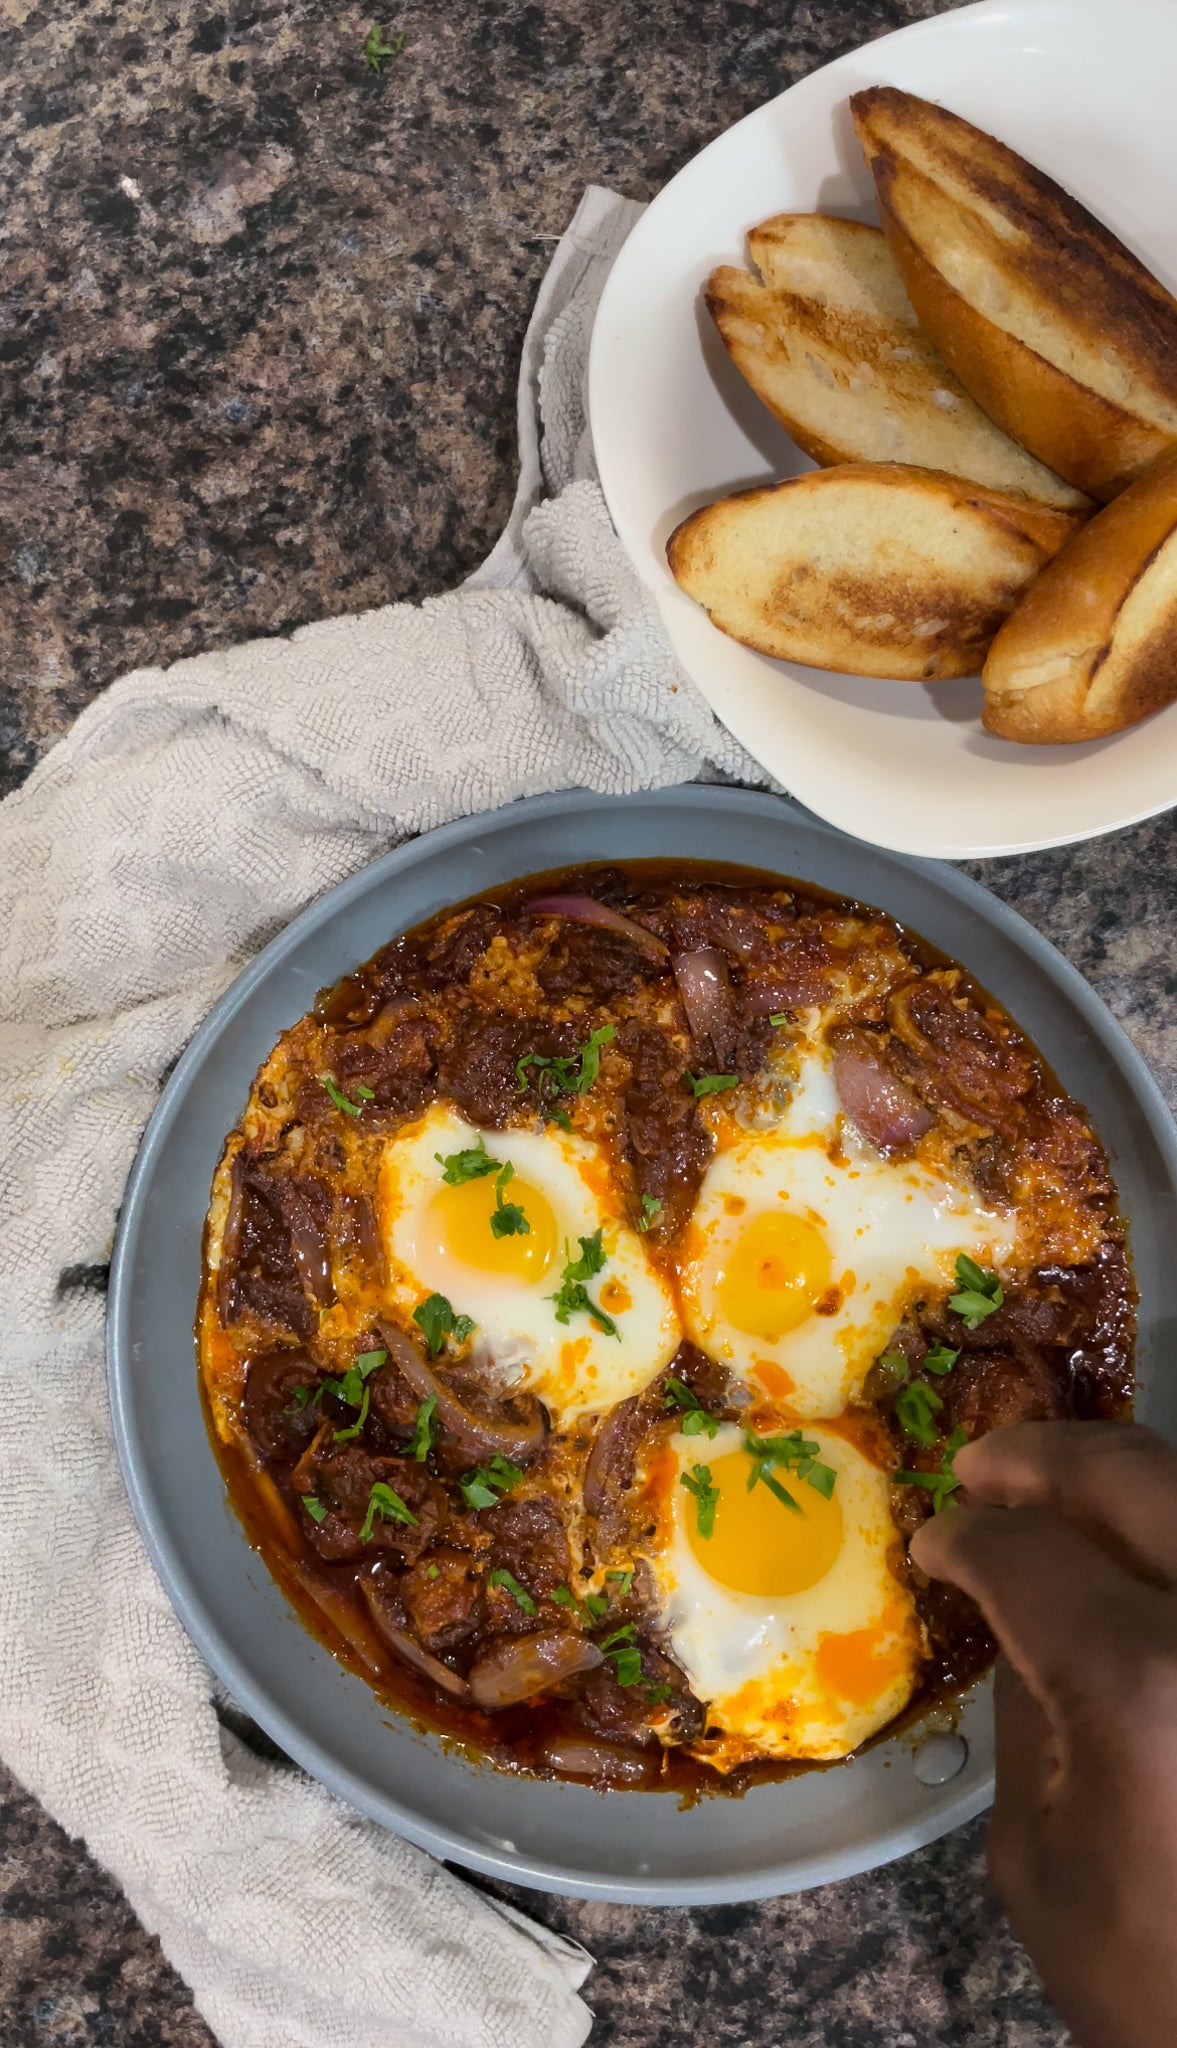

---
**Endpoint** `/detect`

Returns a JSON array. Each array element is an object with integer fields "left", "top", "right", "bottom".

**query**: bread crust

[
  {"left": 667, "top": 464, "right": 1078, "bottom": 681},
  {"left": 983, "top": 449, "right": 1177, "bottom": 740},
  {"left": 851, "top": 87, "right": 1177, "bottom": 501}
]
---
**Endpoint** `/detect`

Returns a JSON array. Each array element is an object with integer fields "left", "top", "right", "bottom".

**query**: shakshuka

[{"left": 198, "top": 863, "right": 1134, "bottom": 1792}]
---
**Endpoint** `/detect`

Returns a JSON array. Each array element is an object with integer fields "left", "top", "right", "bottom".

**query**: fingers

[
  {"left": 988, "top": 1657, "right": 1057, "bottom": 1915},
  {"left": 954, "top": 1422, "right": 1177, "bottom": 1587},
  {"left": 909, "top": 1498, "right": 1160, "bottom": 1714}
]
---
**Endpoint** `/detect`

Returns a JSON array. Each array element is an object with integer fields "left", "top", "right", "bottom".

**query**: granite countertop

[{"left": 3, "top": 0, "right": 1175, "bottom": 2039}]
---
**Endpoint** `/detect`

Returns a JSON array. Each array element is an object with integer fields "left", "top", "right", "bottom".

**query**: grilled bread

[
  {"left": 851, "top": 87, "right": 1177, "bottom": 502},
  {"left": 983, "top": 449, "right": 1177, "bottom": 741},
  {"left": 666, "top": 464, "right": 1079, "bottom": 680},
  {"left": 706, "top": 215, "right": 1087, "bottom": 511}
]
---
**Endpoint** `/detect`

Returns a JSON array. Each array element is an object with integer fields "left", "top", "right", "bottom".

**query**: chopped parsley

[
  {"left": 319, "top": 1071, "right": 366, "bottom": 1116},
  {"left": 319, "top": 1347, "right": 386, "bottom": 1419},
  {"left": 923, "top": 1342, "right": 961, "bottom": 1377},
  {"left": 680, "top": 1462, "right": 719, "bottom": 1539},
  {"left": 459, "top": 1452, "right": 525, "bottom": 1512},
  {"left": 410, "top": 1394, "right": 437, "bottom": 1462},
  {"left": 636, "top": 1193, "right": 662, "bottom": 1232},
  {"left": 426, "top": 1563, "right": 440, "bottom": 1579},
  {"left": 515, "top": 1024, "right": 616, "bottom": 1124},
  {"left": 362, "top": 22, "right": 404, "bottom": 70},
  {"left": 874, "top": 1350, "right": 911, "bottom": 1395},
  {"left": 551, "top": 1583, "right": 610, "bottom": 1624},
  {"left": 768, "top": 1012, "right": 788, "bottom": 1028},
  {"left": 895, "top": 1380, "right": 944, "bottom": 1446},
  {"left": 301, "top": 1495, "right": 328, "bottom": 1524},
  {"left": 610, "top": 1645, "right": 644, "bottom": 1688},
  {"left": 353, "top": 1347, "right": 387, "bottom": 1373},
  {"left": 435, "top": 1136, "right": 498, "bottom": 1184},
  {"left": 606, "top": 1567, "right": 634, "bottom": 1595},
  {"left": 644, "top": 1681, "right": 672, "bottom": 1706},
  {"left": 948, "top": 1254, "right": 1004, "bottom": 1328},
  {"left": 359, "top": 1481, "right": 418, "bottom": 1542},
  {"left": 332, "top": 1384, "right": 370, "bottom": 1442},
  {"left": 686, "top": 1072, "right": 740, "bottom": 1098},
  {"left": 663, "top": 1374, "right": 721, "bottom": 1439},
  {"left": 413, "top": 1291, "right": 476, "bottom": 1357},
  {"left": 288, "top": 1383, "right": 317, "bottom": 1412},
  {"left": 488, "top": 1568, "right": 536, "bottom": 1615},
  {"left": 896, "top": 1426, "right": 969, "bottom": 1513},
  {"left": 548, "top": 1230, "right": 619, "bottom": 1337},
  {"left": 489, "top": 1160, "right": 529, "bottom": 1239},
  {"left": 745, "top": 1430, "right": 837, "bottom": 1507}
]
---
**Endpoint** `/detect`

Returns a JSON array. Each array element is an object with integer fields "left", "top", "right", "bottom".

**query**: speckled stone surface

[{"left": 2, "top": 0, "right": 1174, "bottom": 2039}]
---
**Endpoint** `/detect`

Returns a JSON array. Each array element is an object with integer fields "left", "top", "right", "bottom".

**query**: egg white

[
  {"left": 378, "top": 1105, "right": 681, "bottom": 1422},
  {"left": 680, "top": 1048, "right": 1017, "bottom": 1419},
  {"left": 648, "top": 1423, "right": 924, "bottom": 1762}
]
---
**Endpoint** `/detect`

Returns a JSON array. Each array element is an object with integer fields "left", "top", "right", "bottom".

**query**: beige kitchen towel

[{"left": 0, "top": 187, "right": 767, "bottom": 2048}]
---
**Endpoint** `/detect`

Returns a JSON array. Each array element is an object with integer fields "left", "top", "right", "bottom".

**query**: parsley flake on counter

[
  {"left": 359, "top": 1481, "right": 418, "bottom": 1543},
  {"left": 948, "top": 1254, "right": 1004, "bottom": 1328},
  {"left": 895, "top": 1380, "right": 944, "bottom": 1446},
  {"left": 301, "top": 1495, "right": 328, "bottom": 1524},
  {"left": 362, "top": 22, "right": 404, "bottom": 71},
  {"left": 410, "top": 1393, "right": 438, "bottom": 1461},
  {"left": 488, "top": 1568, "right": 537, "bottom": 1615},
  {"left": 413, "top": 1291, "right": 476, "bottom": 1357},
  {"left": 896, "top": 1426, "right": 969, "bottom": 1514},
  {"left": 319, "top": 1071, "right": 366, "bottom": 1117},
  {"left": 548, "top": 1230, "right": 619, "bottom": 1337},
  {"left": 435, "top": 1136, "right": 498, "bottom": 1184},
  {"left": 459, "top": 1452, "right": 524, "bottom": 1512},
  {"left": 680, "top": 1463, "right": 719, "bottom": 1538},
  {"left": 687, "top": 1072, "right": 739, "bottom": 1098},
  {"left": 637, "top": 1193, "right": 662, "bottom": 1232},
  {"left": 489, "top": 1159, "right": 529, "bottom": 1238},
  {"left": 663, "top": 1375, "right": 720, "bottom": 1439}
]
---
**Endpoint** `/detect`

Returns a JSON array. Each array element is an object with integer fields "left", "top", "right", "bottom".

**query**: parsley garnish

[
  {"left": 359, "top": 1481, "right": 417, "bottom": 1542},
  {"left": 948, "top": 1254, "right": 1004, "bottom": 1328},
  {"left": 426, "top": 1562, "right": 440, "bottom": 1579},
  {"left": 319, "top": 1071, "right": 366, "bottom": 1116},
  {"left": 687, "top": 1072, "right": 739, "bottom": 1098},
  {"left": 598, "top": 1622, "right": 643, "bottom": 1688},
  {"left": 515, "top": 1025, "right": 616, "bottom": 1123},
  {"left": 332, "top": 1384, "right": 370, "bottom": 1442},
  {"left": 663, "top": 1374, "right": 721, "bottom": 1439},
  {"left": 606, "top": 1568, "right": 634, "bottom": 1595},
  {"left": 319, "top": 1347, "right": 386, "bottom": 1421},
  {"left": 768, "top": 1012, "right": 788, "bottom": 1028},
  {"left": 744, "top": 1430, "right": 838, "bottom": 1508},
  {"left": 488, "top": 1568, "right": 536, "bottom": 1614},
  {"left": 459, "top": 1453, "right": 525, "bottom": 1512},
  {"left": 895, "top": 1380, "right": 944, "bottom": 1446},
  {"left": 435, "top": 1137, "right": 498, "bottom": 1184},
  {"left": 353, "top": 1347, "right": 387, "bottom": 1373},
  {"left": 896, "top": 1426, "right": 969, "bottom": 1513},
  {"left": 489, "top": 1160, "right": 529, "bottom": 1239},
  {"left": 575, "top": 1023, "right": 616, "bottom": 1094},
  {"left": 413, "top": 1292, "right": 476, "bottom": 1357},
  {"left": 637, "top": 1193, "right": 662, "bottom": 1232},
  {"left": 289, "top": 1383, "right": 317, "bottom": 1412},
  {"left": 551, "top": 1583, "right": 610, "bottom": 1624},
  {"left": 548, "top": 1231, "right": 619, "bottom": 1336},
  {"left": 363, "top": 22, "right": 404, "bottom": 70},
  {"left": 681, "top": 1463, "right": 719, "bottom": 1538},
  {"left": 410, "top": 1394, "right": 437, "bottom": 1461},
  {"left": 301, "top": 1495, "right": 328, "bottom": 1524},
  {"left": 644, "top": 1681, "right": 672, "bottom": 1705},
  {"left": 923, "top": 1342, "right": 961, "bottom": 1377}
]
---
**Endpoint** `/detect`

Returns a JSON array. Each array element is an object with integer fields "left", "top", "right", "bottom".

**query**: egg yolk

[
  {"left": 688, "top": 1446, "right": 844, "bottom": 1597},
  {"left": 425, "top": 1174, "right": 559, "bottom": 1280},
  {"left": 717, "top": 1209, "right": 833, "bottom": 1341}
]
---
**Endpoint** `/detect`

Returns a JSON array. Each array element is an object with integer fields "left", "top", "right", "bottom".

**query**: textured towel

[{"left": 0, "top": 188, "right": 766, "bottom": 2048}]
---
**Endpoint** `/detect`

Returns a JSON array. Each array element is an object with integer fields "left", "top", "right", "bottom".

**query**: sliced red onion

[
  {"left": 469, "top": 1632, "right": 604, "bottom": 1709},
  {"left": 525, "top": 894, "right": 668, "bottom": 961},
  {"left": 673, "top": 948, "right": 735, "bottom": 1064},
  {"left": 540, "top": 1738, "right": 647, "bottom": 1784},
  {"left": 831, "top": 1030, "right": 936, "bottom": 1157},
  {"left": 377, "top": 1322, "right": 547, "bottom": 1462},
  {"left": 361, "top": 1571, "right": 471, "bottom": 1699}
]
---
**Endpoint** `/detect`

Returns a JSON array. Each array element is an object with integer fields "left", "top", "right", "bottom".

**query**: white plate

[{"left": 588, "top": 0, "right": 1177, "bottom": 859}]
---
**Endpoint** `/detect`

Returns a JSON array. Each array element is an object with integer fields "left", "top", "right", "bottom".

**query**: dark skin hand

[{"left": 911, "top": 1421, "right": 1177, "bottom": 2048}]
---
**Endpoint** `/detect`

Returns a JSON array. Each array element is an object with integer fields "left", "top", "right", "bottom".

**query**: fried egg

[
  {"left": 646, "top": 1422, "right": 924, "bottom": 1762},
  {"left": 680, "top": 1048, "right": 1017, "bottom": 1418},
  {"left": 378, "top": 1104, "right": 681, "bottom": 1422}
]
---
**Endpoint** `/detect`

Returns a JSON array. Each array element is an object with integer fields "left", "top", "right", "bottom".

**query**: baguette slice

[
  {"left": 851, "top": 87, "right": 1177, "bottom": 501},
  {"left": 706, "top": 215, "right": 1087, "bottom": 511},
  {"left": 666, "top": 464, "right": 1079, "bottom": 680},
  {"left": 983, "top": 448, "right": 1177, "bottom": 740}
]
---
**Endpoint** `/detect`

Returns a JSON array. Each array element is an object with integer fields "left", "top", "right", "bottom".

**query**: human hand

[{"left": 910, "top": 1421, "right": 1177, "bottom": 2048}]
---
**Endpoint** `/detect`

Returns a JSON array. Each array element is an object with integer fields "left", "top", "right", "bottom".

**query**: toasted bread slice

[
  {"left": 666, "top": 464, "right": 1079, "bottom": 680},
  {"left": 706, "top": 215, "right": 1087, "bottom": 511},
  {"left": 851, "top": 87, "right": 1177, "bottom": 501},
  {"left": 983, "top": 449, "right": 1177, "bottom": 740}
]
